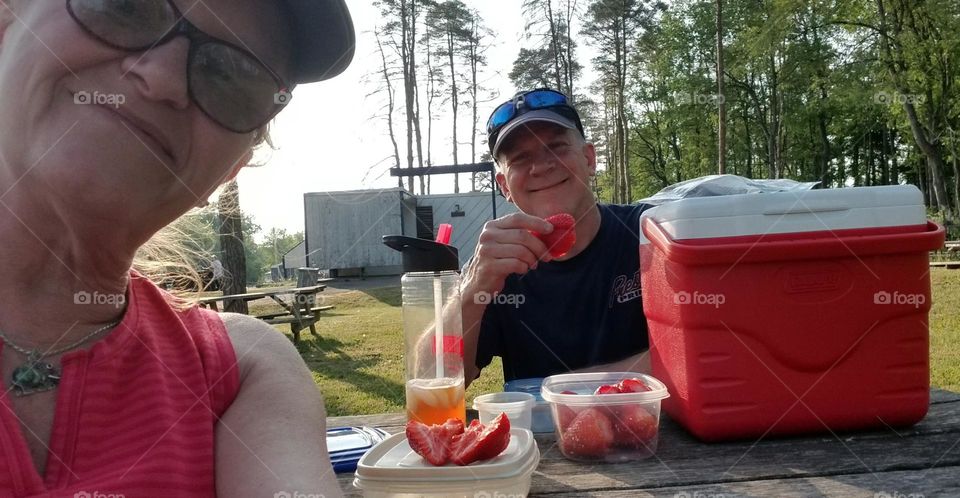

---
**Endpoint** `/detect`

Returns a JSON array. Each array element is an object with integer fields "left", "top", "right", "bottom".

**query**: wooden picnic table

[
  {"left": 330, "top": 388, "right": 960, "bottom": 497},
  {"left": 196, "top": 285, "right": 330, "bottom": 342}
]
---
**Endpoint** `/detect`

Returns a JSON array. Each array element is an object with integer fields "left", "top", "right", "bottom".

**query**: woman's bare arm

[{"left": 216, "top": 314, "right": 343, "bottom": 498}]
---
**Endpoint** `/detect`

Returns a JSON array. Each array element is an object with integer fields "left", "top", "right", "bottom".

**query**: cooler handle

[{"left": 761, "top": 198, "right": 851, "bottom": 216}]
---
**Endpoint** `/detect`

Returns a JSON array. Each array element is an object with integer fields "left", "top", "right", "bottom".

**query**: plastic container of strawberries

[{"left": 541, "top": 372, "right": 670, "bottom": 462}]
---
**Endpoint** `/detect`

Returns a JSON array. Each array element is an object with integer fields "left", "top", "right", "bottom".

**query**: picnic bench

[
  {"left": 195, "top": 284, "right": 332, "bottom": 343},
  {"left": 330, "top": 388, "right": 960, "bottom": 496}
]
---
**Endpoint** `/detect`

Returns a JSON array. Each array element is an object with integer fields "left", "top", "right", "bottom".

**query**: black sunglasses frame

[{"left": 66, "top": 0, "right": 291, "bottom": 134}]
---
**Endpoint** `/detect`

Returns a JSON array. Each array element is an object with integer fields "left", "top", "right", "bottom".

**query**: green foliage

[{"left": 561, "top": 0, "right": 960, "bottom": 213}]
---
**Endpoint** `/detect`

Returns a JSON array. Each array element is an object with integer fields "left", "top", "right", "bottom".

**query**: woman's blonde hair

[{"left": 133, "top": 124, "right": 273, "bottom": 299}]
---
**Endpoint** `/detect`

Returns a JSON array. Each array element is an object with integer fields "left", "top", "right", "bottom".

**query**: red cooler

[{"left": 638, "top": 185, "right": 945, "bottom": 441}]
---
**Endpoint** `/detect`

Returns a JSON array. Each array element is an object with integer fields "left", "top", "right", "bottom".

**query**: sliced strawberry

[
  {"left": 439, "top": 418, "right": 465, "bottom": 439},
  {"left": 533, "top": 213, "right": 576, "bottom": 258},
  {"left": 594, "top": 384, "right": 622, "bottom": 395},
  {"left": 450, "top": 412, "right": 512, "bottom": 466},
  {"left": 560, "top": 407, "right": 614, "bottom": 458},
  {"left": 610, "top": 404, "right": 658, "bottom": 449},
  {"left": 406, "top": 420, "right": 452, "bottom": 466},
  {"left": 617, "top": 378, "right": 650, "bottom": 393}
]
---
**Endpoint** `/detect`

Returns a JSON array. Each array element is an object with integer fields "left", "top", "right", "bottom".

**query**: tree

[
  {"left": 715, "top": 0, "right": 727, "bottom": 174},
  {"left": 377, "top": 0, "right": 431, "bottom": 194},
  {"left": 427, "top": 0, "right": 472, "bottom": 192},
  {"left": 217, "top": 180, "right": 248, "bottom": 313}
]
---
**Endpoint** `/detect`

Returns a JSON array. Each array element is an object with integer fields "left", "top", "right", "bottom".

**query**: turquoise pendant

[{"left": 11, "top": 351, "right": 60, "bottom": 396}]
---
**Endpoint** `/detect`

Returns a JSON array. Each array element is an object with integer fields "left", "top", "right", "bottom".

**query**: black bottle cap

[{"left": 383, "top": 235, "right": 460, "bottom": 273}]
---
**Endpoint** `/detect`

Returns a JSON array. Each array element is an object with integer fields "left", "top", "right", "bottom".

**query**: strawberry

[
  {"left": 610, "top": 404, "right": 658, "bottom": 449},
  {"left": 406, "top": 419, "right": 454, "bottom": 466},
  {"left": 450, "top": 413, "right": 512, "bottom": 465},
  {"left": 617, "top": 378, "right": 650, "bottom": 393},
  {"left": 556, "top": 391, "right": 578, "bottom": 431},
  {"left": 534, "top": 213, "right": 576, "bottom": 258},
  {"left": 560, "top": 407, "right": 615, "bottom": 458},
  {"left": 594, "top": 384, "right": 622, "bottom": 395},
  {"left": 439, "top": 418, "right": 465, "bottom": 439}
]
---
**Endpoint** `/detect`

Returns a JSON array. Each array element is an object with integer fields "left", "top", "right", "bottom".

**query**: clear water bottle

[{"left": 383, "top": 235, "right": 466, "bottom": 425}]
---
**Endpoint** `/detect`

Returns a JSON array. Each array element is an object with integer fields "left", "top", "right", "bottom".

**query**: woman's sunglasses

[
  {"left": 67, "top": 0, "right": 291, "bottom": 134},
  {"left": 486, "top": 88, "right": 585, "bottom": 148}
]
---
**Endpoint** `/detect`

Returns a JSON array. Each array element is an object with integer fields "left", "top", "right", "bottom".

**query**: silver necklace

[{"left": 0, "top": 320, "right": 121, "bottom": 396}]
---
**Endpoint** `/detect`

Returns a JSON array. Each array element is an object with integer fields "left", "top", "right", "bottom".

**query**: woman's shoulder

[{"left": 219, "top": 313, "right": 306, "bottom": 383}]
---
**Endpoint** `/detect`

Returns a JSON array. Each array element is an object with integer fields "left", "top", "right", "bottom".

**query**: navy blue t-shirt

[{"left": 474, "top": 203, "right": 653, "bottom": 381}]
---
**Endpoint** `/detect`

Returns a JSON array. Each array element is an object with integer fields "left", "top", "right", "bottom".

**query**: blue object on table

[
  {"left": 327, "top": 426, "right": 390, "bottom": 473},
  {"left": 504, "top": 377, "right": 554, "bottom": 433}
]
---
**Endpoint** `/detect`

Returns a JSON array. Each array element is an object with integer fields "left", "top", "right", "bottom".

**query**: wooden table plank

[
  {"left": 332, "top": 389, "right": 960, "bottom": 496},
  {"left": 543, "top": 465, "right": 960, "bottom": 497}
]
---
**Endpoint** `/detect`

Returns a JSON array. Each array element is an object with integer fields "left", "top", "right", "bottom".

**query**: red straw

[{"left": 436, "top": 224, "right": 453, "bottom": 245}]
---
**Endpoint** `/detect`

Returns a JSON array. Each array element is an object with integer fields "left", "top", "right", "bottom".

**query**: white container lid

[
  {"left": 639, "top": 185, "right": 926, "bottom": 241},
  {"left": 353, "top": 428, "right": 539, "bottom": 494}
]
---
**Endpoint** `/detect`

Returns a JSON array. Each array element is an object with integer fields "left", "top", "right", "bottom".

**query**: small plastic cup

[{"left": 472, "top": 392, "right": 535, "bottom": 430}]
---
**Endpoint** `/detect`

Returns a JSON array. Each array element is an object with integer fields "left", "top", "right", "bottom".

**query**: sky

[{"left": 235, "top": 1, "right": 533, "bottom": 239}]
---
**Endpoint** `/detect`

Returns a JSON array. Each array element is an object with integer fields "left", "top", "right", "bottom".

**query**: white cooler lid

[
  {"left": 639, "top": 185, "right": 926, "bottom": 241},
  {"left": 354, "top": 428, "right": 539, "bottom": 491}
]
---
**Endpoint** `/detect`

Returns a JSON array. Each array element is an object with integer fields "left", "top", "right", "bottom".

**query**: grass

[
  {"left": 251, "top": 269, "right": 960, "bottom": 416},
  {"left": 249, "top": 287, "right": 504, "bottom": 417}
]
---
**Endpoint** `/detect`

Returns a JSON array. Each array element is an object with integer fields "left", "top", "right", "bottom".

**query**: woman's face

[{"left": 0, "top": 0, "right": 292, "bottom": 240}]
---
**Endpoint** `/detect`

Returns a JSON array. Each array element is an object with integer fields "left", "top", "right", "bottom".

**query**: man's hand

[
  {"left": 462, "top": 212, "right": 556, "bottom": 297},
  {"left": 461, "top": 213, "right": 555, "bottom": 387}
]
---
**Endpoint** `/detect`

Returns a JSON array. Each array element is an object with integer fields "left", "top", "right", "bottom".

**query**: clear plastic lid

[
  {"left": 541, "top": 372, "right": 670, "bottom": 406},
  {"left": 354, "top": 428, "right": 538, "bottom": 485}
]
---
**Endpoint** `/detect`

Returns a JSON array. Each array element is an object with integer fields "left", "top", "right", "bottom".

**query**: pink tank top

[{"left": 0, "top": 272, "right": 240, "bottom": 497}]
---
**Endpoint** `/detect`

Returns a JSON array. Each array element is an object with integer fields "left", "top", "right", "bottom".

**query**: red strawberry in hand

[
  {"left": 534, "top": 213, "right": 576, "bottom": 258},
  {"left": 560, "top": 407, "right": 615, "bottom": 458}
]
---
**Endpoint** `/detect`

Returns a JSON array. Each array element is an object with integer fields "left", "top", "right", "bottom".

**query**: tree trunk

[
  {"left": 376, "top": 32, "right": 401, "bottom": 176},
  {"left": 716, "top": 0, "right": 726, "bottom": 175},
  {"left": 447, "top": 30, "right": 460, "bottom": 193},
  {"left": 401, "top": 0, "right": 415, "bottom": 192},
  {"left": 218, "top": 180, "right": 247, "bottom": 314}
]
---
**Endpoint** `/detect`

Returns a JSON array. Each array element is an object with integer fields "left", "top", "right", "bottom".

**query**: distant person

[
  {"left": 210, "top": 257, "right": 225, "bottom": 291},
  {"left": 461, "top": 88, "right": 654, "bottom": 386},
  {"left": 0, "top": 1, "right": 355, "bottom": 496}
]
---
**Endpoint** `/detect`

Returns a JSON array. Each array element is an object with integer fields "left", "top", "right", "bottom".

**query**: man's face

[{"left": 494, "top": 122, "right": 597, "bottom": 219}]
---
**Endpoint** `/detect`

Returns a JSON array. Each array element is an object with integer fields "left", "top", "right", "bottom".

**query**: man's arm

[
  {"left": 215, "top": 314, "right": 343, "bottom": 498},
  {"left": 461, "top": 213, "right": 555, "bottom": 388}
]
